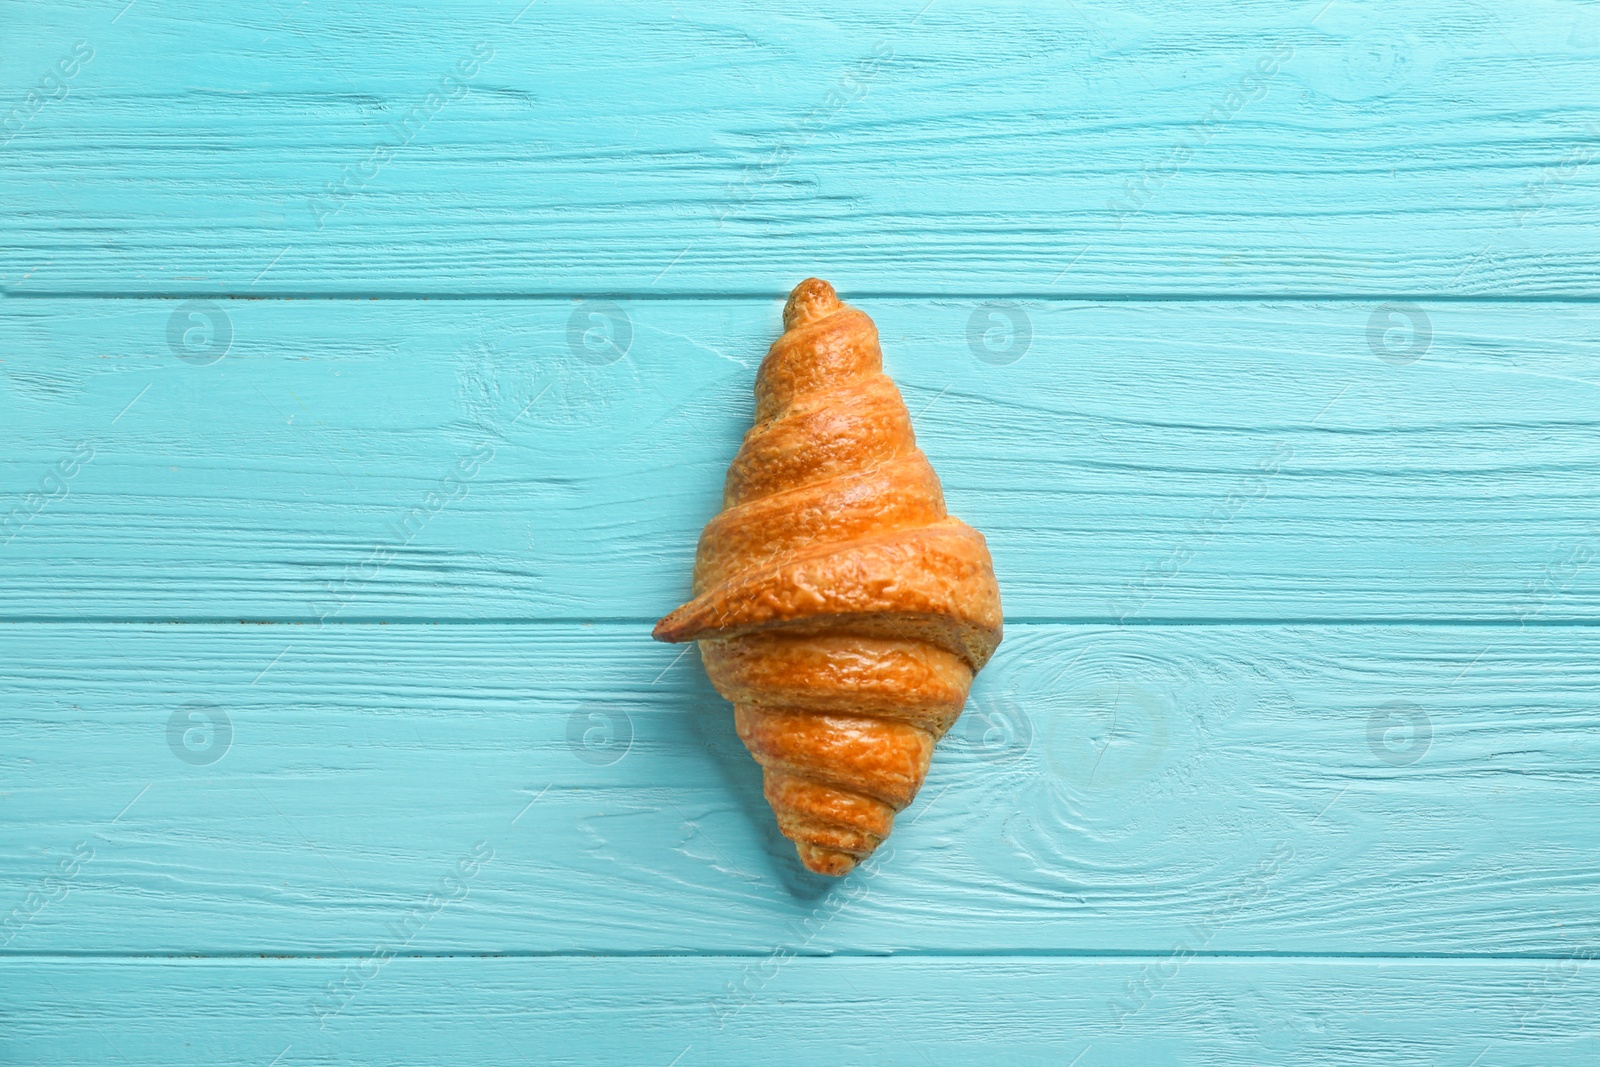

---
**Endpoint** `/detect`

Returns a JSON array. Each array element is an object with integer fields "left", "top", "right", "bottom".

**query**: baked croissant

[{"left": 654, "top": 278, "right": 1003, "bottom": 875}]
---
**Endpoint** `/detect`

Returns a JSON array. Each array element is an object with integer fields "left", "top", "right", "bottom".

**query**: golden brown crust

[
  {"left": 656, "top": 520, "right": 1003, "bottom": 669},
  {"left": 653, "top": 278, "right": 1004, "bottom": 875},
  {"left": 701, "top": 632, "right": 971, "bottom": 736},
  {"left": 693, "top": 452, "right": 946, "bottom": 594},
  {"left": 722, "top": 377, "right": 912, "bottom": 508}
]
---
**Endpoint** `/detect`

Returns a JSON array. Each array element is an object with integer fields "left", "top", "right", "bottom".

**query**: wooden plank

[
  {"left": 4, "top": 956, "right": 1598, "bottom": 1065},
  {"left": 7, "top": 298, "right": 1600, "bottom": 621},
  {"left": 4, "top": 622, "right": 1598, "bottom": 957},
  {"left": 3, "top": 1, "right": 1599, "bottom": 294}
]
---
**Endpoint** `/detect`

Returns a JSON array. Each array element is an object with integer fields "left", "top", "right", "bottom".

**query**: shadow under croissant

[{"left": 671, "top": 643, "right": 860, "bottom": 899}]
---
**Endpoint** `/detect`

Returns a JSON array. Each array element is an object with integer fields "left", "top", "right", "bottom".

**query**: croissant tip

[
  {"left": 783, "top": 278, "right": 841, "bottom": 331},
  {"left": 651, "top": 614, "right": 687, "bottom": 643},
  {"left": 795, "top": 842, "right": 862, "bottom": 877}
]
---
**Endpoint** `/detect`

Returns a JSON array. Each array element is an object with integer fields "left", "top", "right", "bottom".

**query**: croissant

[{"left": 654, "top": 278, "right": 1003, "bottom": 876}]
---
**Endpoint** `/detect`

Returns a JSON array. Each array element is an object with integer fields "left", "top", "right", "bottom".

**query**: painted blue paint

[{"left": 2, "top": 1, "right": 1599, "bottom": 1063}]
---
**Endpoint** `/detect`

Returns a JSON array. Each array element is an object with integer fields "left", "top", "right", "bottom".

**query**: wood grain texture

[
  {"left": 6, "top": 0, "right": 1600, "bottom": 1060},
  {"left": 6, "top": 956, "right": 1599, "bottom": 1066},
  {"left": 3, "top": 1, "right": 1600, "bottom": 294},
  {"left": 4, "top": 622, "right": 1598, "bottom": 957},
  {"left": 8, "top": 298, "right": 1600, "bottom": 621}
]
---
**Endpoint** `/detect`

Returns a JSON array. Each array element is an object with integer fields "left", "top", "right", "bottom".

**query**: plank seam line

[
  {"left": 7, "top": 292, "right": 1600, "bottom": 304},
  {"left": 2, "top": 951, "right": 1597, "bottom": 962},
  {"left": 6, "top": 617, "right": 1600, "bottom": 628}
]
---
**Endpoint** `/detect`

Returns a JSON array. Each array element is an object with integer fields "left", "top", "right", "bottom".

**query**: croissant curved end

[
  {"left": 782, "top": 277, "right": 841, "bottom": 330},
  {"left": 795, "top": 843, "right": 860, "bottom": 877},
  {"left": 651, "top": 611, "right": 691, "bottom": 644},
  {"left": 655, "top": 278, "right": 1004, "bottom": 877}
]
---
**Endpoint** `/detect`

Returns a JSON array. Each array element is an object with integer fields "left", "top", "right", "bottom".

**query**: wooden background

[{"left": 4, "top": 1, "right": 1600, "bottom": 1063}]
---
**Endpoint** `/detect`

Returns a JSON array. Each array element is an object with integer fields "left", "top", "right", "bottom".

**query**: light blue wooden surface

[{"left": 4, "top": 1, "right": 1600, "bottom": 1064}]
